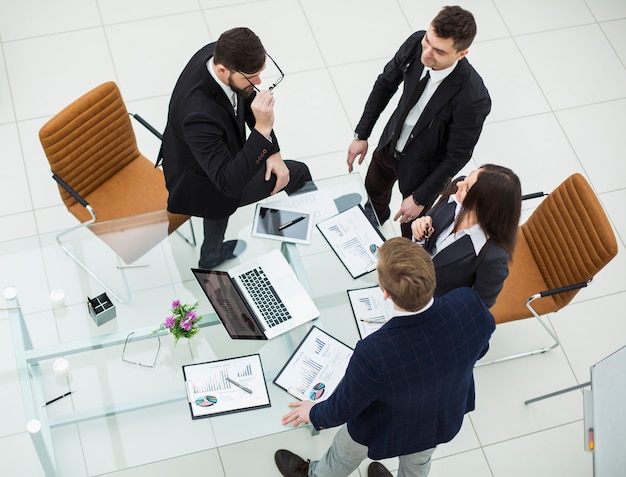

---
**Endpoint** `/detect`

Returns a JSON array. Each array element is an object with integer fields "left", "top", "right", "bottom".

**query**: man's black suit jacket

[
  {"left": 159, "top": 43, "right": 279, "bottom": 219},
  {"left": 355, "top": 31, "right": 491, "bottom": 208}
]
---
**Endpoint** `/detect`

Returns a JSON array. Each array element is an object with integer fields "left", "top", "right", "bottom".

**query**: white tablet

[{"left": 251, "top": 203, "right": 314, "bottom": 244}]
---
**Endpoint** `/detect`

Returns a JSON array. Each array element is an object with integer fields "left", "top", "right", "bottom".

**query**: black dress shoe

[
  {"left": 275, "top": 449, "right": 310, "bottom": 477},
  {"left": 368, "top": 461, "right": 393, "bottom": 477}
]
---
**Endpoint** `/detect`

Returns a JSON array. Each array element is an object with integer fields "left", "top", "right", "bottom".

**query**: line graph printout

[
  {"left": 316, "top": 205, "right": 386, "bottom": 278},
  {"left": 182, "top": 354, "right": 270, "bottom": 419},
  {"left": 273, "top": 327, "right": 353, "bottom": 402},
  {"left": 348, "top": 286, "right": 394, "bottom": 338}
]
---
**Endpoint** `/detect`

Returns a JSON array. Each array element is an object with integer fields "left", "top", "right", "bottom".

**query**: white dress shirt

[
  {"left": 395, "top": 61, "right": 458, "bottom": 152},
  {"left": 207, "top": 58, "right": 237, "bottom": 113}
]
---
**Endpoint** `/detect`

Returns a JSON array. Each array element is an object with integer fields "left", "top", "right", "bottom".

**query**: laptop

[{"left": 191, "top": 249, "right": 319, "bottom": 340}]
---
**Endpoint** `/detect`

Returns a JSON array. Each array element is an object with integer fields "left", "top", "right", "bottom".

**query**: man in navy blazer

[
  {"left": 275, "top": 237, "right": 495, "bottom": 477},
  {"left": 159, "top": 28, "right": 311, "bottom": 269},
  {"left": 347, "top": 6, "right": 491, "bottom": 238}
]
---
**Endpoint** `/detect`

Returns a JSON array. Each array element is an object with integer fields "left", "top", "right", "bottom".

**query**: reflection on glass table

[{"left": 4, "top": 172, "right": 384, "bottom": 476}]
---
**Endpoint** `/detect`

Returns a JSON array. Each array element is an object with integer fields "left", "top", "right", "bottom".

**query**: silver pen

[{"left": 226, "top": 377, "right": 253, "bottom": 394}]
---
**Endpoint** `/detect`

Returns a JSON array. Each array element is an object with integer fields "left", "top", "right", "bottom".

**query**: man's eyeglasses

[
  {"left": 237, "top": 53, "right": 284, "bottom": 92},
  {"left": 121, "top": 332, "right": 161, "bottom": 368}
]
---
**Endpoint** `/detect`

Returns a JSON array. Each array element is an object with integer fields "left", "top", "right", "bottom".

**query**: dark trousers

[
  {"left": 365, "top": 146, "right": 397, "bottom": 224},
  {"left": 200, "top": 160, "right": 312, "bottom": 267},
  {"left": 365, "top": 147, "right": 423, "bottom": 238}
]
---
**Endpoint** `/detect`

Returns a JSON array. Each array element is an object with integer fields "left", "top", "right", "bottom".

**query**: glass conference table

[{"left": 5, "top": 173, "right": 382, "bottom": 476}]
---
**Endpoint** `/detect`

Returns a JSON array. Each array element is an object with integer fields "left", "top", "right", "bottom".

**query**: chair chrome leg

[
  {"left": 476, "top": 295, "right": 561, "bottom": 367},
  {"left": 55, "top": 217, "right": 131, "bottom": 303},
  {"left": 175, "top": 220, "right": 197, "bottom": 247}
]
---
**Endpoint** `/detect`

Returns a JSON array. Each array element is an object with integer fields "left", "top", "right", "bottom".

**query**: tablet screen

[{"left": 252, "top": 204, "right": 313, "bottom": 244}]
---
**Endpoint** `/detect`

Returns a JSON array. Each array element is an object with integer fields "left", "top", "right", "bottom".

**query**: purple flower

[
  {"left": 186, "top": 311, "right": 197, "bottom": 322},
  {"left": 164, "top": 316, "right": 176, "bottom": 329},
  {"left": 181, "top": 318, "right": 192, "bottom": 331},
  {"left": 171, "top": 299, "right": 181, "bottom": 309}
]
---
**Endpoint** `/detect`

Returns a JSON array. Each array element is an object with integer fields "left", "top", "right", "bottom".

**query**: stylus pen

[
  {"left": 226, "top": 377, "right": 253, "bottom": 394},
  {"left": 43, "top": 391, "right": 72, "bottom": 407},
  {"left": 360, "top": 318, "right": 387, "bottom": 324},
  {"left": 278, "top": 215, "right": 306, "bottom": 231}
]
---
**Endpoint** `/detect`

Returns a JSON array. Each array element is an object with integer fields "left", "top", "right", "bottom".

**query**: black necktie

[{"left": 391, "top": 70, "right": 430, "bottom": 153}]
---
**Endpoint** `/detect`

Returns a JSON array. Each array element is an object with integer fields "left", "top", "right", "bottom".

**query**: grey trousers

[{"left": 308, "top": 425, "right": 435, "bottom": 477}]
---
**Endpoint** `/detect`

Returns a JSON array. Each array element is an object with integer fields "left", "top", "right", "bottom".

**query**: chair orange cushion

[
  {"left": 489, "top": 173, "right": 617, "bottom": 324},
  {"left": 489, "top": 229, "right": 558, "bottom": 324},
  {"left": 67, "top": 155, "right": 168, "bottom": 223}
]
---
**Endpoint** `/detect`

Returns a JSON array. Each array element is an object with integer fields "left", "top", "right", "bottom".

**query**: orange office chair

[
  {"left": 39, "top": 81, "right": 195, "bottom": 302},
  {"left": 479, "top": 173, "right": 618, "bottom": 366}
]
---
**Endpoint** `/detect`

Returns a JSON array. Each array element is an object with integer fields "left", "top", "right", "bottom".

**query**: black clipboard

[
  {"left": 273, "top": 326, "right": 353, "bottom": 402},
  {"left": 316, "top": 204, "right": 386, "bottom": 278},
  {"left": 182, "top": 353, "right": 270, "bottom": 419},
  {"left": 347, "top": 286, "right": 393, "bottom": 339}
]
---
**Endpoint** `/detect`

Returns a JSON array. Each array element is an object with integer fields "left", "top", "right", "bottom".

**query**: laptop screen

[{"left": 191, "top": 269, "right": 267, "bottom": 340}]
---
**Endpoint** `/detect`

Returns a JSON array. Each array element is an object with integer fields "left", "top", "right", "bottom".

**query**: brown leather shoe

[
  {"left": 275, "top": 449, "right": 310, "bottom": 477},
  {"left": 368, "top": 461, "right": 393, "bottom": 477}
]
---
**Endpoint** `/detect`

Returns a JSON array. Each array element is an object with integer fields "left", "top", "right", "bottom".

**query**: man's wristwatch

[{"left": 353, "top": 132, "right": 363, "bottom": 141}]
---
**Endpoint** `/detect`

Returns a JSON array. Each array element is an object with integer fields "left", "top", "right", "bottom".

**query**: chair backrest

[
  {"left": 39, "top": 82, "right": 141, "bottom": 209},
  {"left": 490, "top": 173, "right": 618, "bottom": 323}
]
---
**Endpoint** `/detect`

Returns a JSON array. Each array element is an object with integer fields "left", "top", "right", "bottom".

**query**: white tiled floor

[{"left": 1, "top": 1, "right": 625, "bottom": 476}]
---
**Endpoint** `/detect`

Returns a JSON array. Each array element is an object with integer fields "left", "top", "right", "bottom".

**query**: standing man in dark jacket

[
  {"left": 160, "top": 27, "right": 312, "bottom": 268},
  {"left": 275, "top": 237, "right": 495, "bottom": 477},
  {"left": 347, "top": 6, "right": 491, "bottom": 238}
]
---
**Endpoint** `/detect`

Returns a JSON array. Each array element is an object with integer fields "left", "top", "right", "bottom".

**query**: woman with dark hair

[{"left": 411, "top": 164, "right": 522, "bottom": 307}]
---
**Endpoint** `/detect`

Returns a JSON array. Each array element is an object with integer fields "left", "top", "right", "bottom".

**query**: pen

[
  {"left": 226, "top": 377, "right": 253, "bottom": 394},
  {"left": 43, "top": 391, "right": 72, "bottom": 407},
  {"left": 278, "top": 215, "right": 306, "bottom": 231},
  {"left": 360, "top": 317, "right": 386, "bottom": 324}
]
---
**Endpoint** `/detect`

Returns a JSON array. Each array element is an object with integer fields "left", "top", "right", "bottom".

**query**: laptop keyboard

[{"left": 238, "top": 267, "right": 292, "bottom": 328}]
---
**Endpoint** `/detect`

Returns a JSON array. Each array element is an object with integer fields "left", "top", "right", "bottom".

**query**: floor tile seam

[
  {"left": 432, "top": 444, "right": 484, "bottom": 462},
  {"left": 0, "top": 27, "right": 104, "bottom": 45},
  {"left": 557, "top": 289, "right": 626, "bottom": 311},
  {"left": 597, "top": 21, "right": 626, "bottom": 71},
  {"left": 553, "top": 97, "right": 626, "bottom": 116},
  {"left": 432, "top": 446, "right": 496, "bottom": 477},
  {"left": 476, "top": 418, "right": 585, "bottom": 450},
  {"left": 292, "top": 0, "right": 372, "bottom": 133},
  {"left": 0, "top": 38, "right": 18, "bottom": 123},
  {"left": 597, "top": 185, "right": 626, "bottom": 196},
  {"left": 507, "top": 21, "right": 611, "bottom": 39},
  {"left": 548, "top": 101, "right": 624, "bottom": 241},
  {"left": 0, "top": 428, "right": 33, "bottom": 441},
  {"left": 289, "top": 148, "right": 368, "bottom": 165},
  {"left": 468, "top": 410, "right": 497, "bottom": 477},
  {"left": 500, "top": 23, "right": 593, "bottom": 118},
  {"left": 0, "top": 9, "right": 220, "bottom": 46}
]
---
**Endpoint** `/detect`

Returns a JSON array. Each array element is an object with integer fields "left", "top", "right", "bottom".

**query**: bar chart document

[
  {"left": 348, "top": 286, "right": 394, "bottom": 338},
  {"left": 273, "top": 326, "right": 353, "bottom": 402},
  {"left": 316, "top": 205, "right": 386, "bottom": 278},
  {"left": 182, "top": 354, "right": 270, "bottom": 419}
]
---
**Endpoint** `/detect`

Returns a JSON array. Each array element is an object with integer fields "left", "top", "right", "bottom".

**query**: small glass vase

[{"left": 163, "top": 333, "right": 194, "bottom": 366}]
